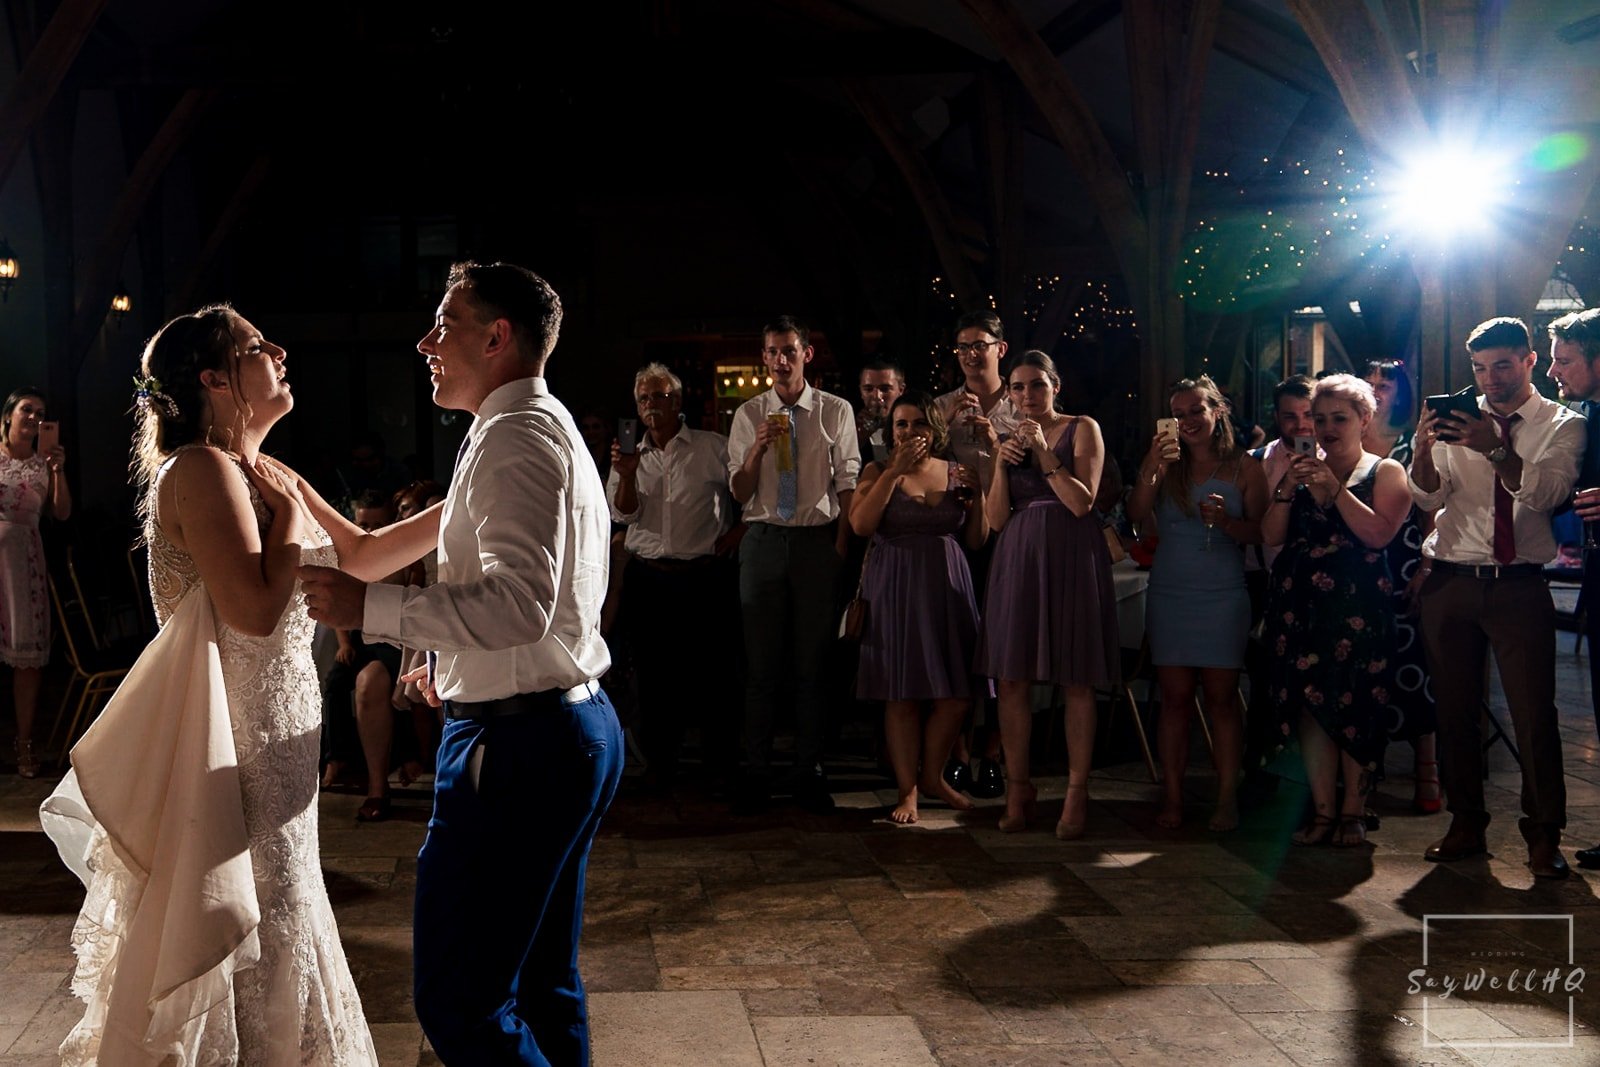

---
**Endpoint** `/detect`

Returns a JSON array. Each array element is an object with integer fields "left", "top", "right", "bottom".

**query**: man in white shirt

[
  {"left": 609, "top": 362, "right": 740, "bottom": 785},
  {"left": 1410, "top": 316, "right": 1584, "bottom": 880},
  {"left": 301, "top": 261, "right": 620, "bottom": 1063},
  {"left": 934, "top": 310, "right": 1021, "bottom": 477},
  {"left": 727, "top": 315, "right": 861, "bottom": 812},
  {"left": 857, "top": 359, "right": 905, "bottom": 465}
]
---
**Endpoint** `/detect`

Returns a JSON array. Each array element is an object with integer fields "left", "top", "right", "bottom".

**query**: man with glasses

[
  {"left": 727, "top": 315, "right": 861, "bottom": 813},
  {"left": 858, "top": 359, "right": 906, "bottom": 464},
  {"left": 935, "top": 311, "right": 1021, "bottom": 478},
  {"left": 609, "top": 362, "right": 741, "bottom": 787}
]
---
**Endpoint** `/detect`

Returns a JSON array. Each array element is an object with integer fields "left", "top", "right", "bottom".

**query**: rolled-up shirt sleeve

[
  {"left": 364, "top": 420, "right": 568, "bottom": 652},
  {"left": 1512, "top": 414, "right": 1584, "bottom": 511},
  {"left": 607, "top": 468, "right": 638, "bottom": 525},
  {"left": 1408, "top": 440, "right": 1451, "bottom": 511}
]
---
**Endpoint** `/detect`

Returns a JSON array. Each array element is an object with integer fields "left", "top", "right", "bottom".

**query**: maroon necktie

[{"left": 1490, "top": 413, "right": 1519, "bottom": 565}]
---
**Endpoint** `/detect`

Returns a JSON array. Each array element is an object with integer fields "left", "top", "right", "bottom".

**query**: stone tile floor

[{"left": 6, "top": 651, "right": 1600, "bottom": 1065}]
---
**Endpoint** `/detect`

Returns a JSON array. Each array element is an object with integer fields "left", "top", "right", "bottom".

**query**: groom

[{"left": 301, "top": 261, "right": 620, "bottom": 1065}]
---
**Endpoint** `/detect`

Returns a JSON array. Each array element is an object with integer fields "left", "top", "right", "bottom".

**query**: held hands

[{"left": 298, "top": 564, "right": 368, "bottom": 630}]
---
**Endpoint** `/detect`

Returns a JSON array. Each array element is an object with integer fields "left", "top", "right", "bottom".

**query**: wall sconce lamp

[
  {"left": 110, "top": 285, "right": 133, "bottom": 325},
  {"left": 0, "top": 238, "right": 18, "bottom": 301}
]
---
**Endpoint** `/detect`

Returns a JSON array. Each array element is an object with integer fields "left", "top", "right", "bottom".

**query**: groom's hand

[{"left": 299, "top": 565, "right": 367, "bottom": 629}]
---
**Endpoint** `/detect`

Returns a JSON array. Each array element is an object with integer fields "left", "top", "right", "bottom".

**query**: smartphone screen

[
  {"left": 36, "top": 421, "right": 59, "bottom": 453},
  {"left": 617, "top": 418, "right": 640, "bottom": 454}
]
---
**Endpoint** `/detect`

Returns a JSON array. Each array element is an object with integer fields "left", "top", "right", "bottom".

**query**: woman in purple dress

[
  {"left": 852, "top": 392, "right": 987, "bottom": 823},
  {"left": 975, "top": 351, "right": 1120, "bottom": 837},
  {"left": 1, "top": 387, "right": 71, "bottom": 778}
]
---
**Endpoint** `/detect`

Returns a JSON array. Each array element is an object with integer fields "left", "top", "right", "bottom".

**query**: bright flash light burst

[{"left": 1386, "top": 145, "right": 1514, "bottom": 242}]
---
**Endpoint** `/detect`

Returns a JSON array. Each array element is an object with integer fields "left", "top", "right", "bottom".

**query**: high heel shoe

[
  {"left": 998, "top": 781, "right": 1037, "bottom": 833},
  {"left": 1055, "top": 782, "right": 1089, "bottom": 840},
  {"left": 14, "top": 738, "right": 38, "bottom": 779},
  {"left": 1413, "top": 760, "right": 1442, "bottom": 814}
]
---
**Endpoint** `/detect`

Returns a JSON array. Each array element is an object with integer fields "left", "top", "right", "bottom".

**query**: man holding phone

[
  {"left": 1409, "top": 316, "right": 1585, "bottom": 879},
  {"left": 609, "top": 363, "right": 741, "bottom": 786}
]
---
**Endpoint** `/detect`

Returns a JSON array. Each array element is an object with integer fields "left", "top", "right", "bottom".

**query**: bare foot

[
  {"left": 1208, "top": 794, "right": 1239, "bottom": 832},
  {"left": 919, "top": 773, "right": 976, "bottom": 812},
  {"left": 320, "top": 760, "right": 344, "bottom": 790},
  {"left": 998, "top": 781, "right": 1037, "bottom": 833},
  {"left": 1155, "top": 802, "right": 1184, "bottom": 830},
  {"left": 890, "top": 793, "right": 919, "bottom": 824}
]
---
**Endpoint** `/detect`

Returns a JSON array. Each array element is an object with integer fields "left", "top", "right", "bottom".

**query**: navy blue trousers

[{"left": 414, "top": 689, "right": 623, "bottom": 1066}]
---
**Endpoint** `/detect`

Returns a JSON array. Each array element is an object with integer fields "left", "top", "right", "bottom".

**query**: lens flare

[{"left": 1531, "top": 132, "right": 1589, "bottom": 171}]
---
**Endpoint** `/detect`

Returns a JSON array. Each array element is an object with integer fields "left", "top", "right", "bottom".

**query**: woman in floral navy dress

[{"left": 1263, "top": 374, "right": 1411, "bottom": 847}]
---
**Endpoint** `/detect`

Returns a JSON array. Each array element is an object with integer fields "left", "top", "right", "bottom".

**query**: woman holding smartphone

[
  {"left": 975, "top": 351, "right": 1119, "bottom": 837},
  {"left": 1263, "top": 374, "right": 1411, "bottom": 847},
  {"left": 1129, "top": 375, "right": 1266, "bottom": 832},
  {"left": 851, "top": 392, "right": 986, "bottom": 823},
  {"left": 1, "top": 387, "right": 69, "bottom": 778}
]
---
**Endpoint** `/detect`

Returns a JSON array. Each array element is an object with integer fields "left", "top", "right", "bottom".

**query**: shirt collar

[
  {"left": 1483, "top": 389, "right": 1545, "bottom": 424},
  {"left": 640, "top": 423, "right": 694, "bottom": 453},
  {"left": 473, "top": 377, "right": 547, "bottom": 430},
  {"left": 768, "top": 382, "right": 815, "bottom": 412}
]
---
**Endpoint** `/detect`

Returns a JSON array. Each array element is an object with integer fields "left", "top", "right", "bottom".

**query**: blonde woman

[{"left": 1130, "top": 375, "right": 1266, "bottom": 832}]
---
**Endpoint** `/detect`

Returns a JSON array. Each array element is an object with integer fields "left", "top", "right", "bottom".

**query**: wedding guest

[
  {"left": 1, "top": 387, "right": 68, "bottom": 778},
  {"left": 1129, "top": 375, "right": 1266, "bottom": 831},
  {"left": 850, "top": 392, "right": 986, "bottom": 823},
  {"left": 1263, "top": 374, "right": 1410, "bottom": 847},
  {"left": 975, "top": 350, "right": 1119, "bottom": 838}
]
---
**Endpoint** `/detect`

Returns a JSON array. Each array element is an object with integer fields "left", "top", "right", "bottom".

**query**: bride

[{"left": 42, "top": 305, "right": 439, "bottom": 1064}]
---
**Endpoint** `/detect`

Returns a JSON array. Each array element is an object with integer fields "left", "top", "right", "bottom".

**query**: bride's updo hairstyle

[{"left": 131, "top": 304, "right": 245, "bottom": 512}]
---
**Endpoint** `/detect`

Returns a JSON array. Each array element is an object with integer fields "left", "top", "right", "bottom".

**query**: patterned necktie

[
  {"left": 776, "top": 405, "right": 798, "bottom": 521},
  {"left": 1490, "top": 413, "right": 1519, "bottom": 565}
]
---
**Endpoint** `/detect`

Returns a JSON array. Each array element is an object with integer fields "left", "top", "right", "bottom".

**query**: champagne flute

[
  {"left": 1199, "top": 492, "right": 1225, "bottom": 552},
  {"left": 951, "top": 463, "right": 975, "bottom": 505},
  {"left": 1577, "top": 487, "right": 1599, "bottom": 550}
]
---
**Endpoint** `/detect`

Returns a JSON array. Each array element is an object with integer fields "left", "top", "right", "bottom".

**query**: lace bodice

[{"left": 0, "top": 449, "right": 48, "bottom": 526}]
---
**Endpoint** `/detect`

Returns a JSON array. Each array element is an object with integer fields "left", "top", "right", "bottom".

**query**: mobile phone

[
  {"left": 617, "top": 418, "right": 641, "bottom": 454},
  {"left": 36, "top": 420, "right": 59, "bottom": 453},
  {"left": 1155, "top": 418, "right": 1179, "bottom": 440},
  {"left": 1424, "top": 393, "right": 1479, "bottom": 421},
  {"left": 1292, "top": 435, "right": 1316, "bottom": 457}
]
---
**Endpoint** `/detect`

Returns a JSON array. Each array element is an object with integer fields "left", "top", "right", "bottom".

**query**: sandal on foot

[
  {"left": 1292, "top": 815, "right": 1336, "bottom": 847},
  {"left": 1334, "top": 815, "right": 1369, "bottom": 847}
]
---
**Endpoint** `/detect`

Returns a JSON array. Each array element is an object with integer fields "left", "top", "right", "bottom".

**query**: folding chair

[{"left": 44, "top": 572, "right": 136, "bottom": 762}]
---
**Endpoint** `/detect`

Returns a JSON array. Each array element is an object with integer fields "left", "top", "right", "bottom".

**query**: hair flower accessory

[{"left": 132, "top": 374, "right": 180, "bottom": 418}]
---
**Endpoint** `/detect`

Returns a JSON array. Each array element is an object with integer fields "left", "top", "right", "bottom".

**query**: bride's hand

[{"left": 245, "top": 457, "right": 309, "bottom": 539}]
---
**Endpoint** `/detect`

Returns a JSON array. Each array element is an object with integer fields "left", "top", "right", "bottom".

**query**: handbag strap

[{"left": 853, "top": 539, "right": 875, "bottom": 598}]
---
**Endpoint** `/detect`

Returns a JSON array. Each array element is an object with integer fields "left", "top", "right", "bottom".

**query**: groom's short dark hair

[{"left": 447, "top": 261, "right": 564, "bottom": 363}]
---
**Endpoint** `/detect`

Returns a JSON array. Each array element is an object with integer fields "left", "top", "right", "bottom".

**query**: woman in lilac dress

[
  {"left": 975, "top": 351, "right": 1119, "bottom": 838},
  {"left": 852, "top": 392, "right": 987, "bottom": 823},
  {"left": 1, "top": 387, "right": 70, "bottom": 778}
]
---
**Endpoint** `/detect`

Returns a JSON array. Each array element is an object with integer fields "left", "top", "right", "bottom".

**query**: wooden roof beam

[{"left": 0, "top": 0, "right": 109, "bottom": 194}]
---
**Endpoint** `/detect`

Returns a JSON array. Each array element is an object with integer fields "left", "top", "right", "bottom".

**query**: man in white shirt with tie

[
  {"left": 609, "top": 362, "right": 740, "bottom": 786},
  {"left": 727, "top": 315, "right": 861, "bottom": 813},
  {"left": 301, "top": 261, "right": 620, "bottom": 1064},
  {"left": 1409, "top": 316, "right": 1584, "bottom": 880}
]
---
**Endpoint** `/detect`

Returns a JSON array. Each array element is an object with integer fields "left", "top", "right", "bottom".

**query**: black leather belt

[
  {"left": 1431, "top": 560, "right": 1544, "bottom": 579},
  {"left": 445, "top": 679, "right": 600, "bottom": 721}
]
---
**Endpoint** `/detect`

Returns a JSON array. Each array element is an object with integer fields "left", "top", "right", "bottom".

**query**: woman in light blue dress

[{"left": 1129, "top": 375, "right": 1267, "bottom": 831}]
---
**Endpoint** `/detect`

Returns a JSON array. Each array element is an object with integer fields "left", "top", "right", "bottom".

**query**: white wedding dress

[{"left": 41, "top": 449, "right": 377, "bottom": 1065}]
